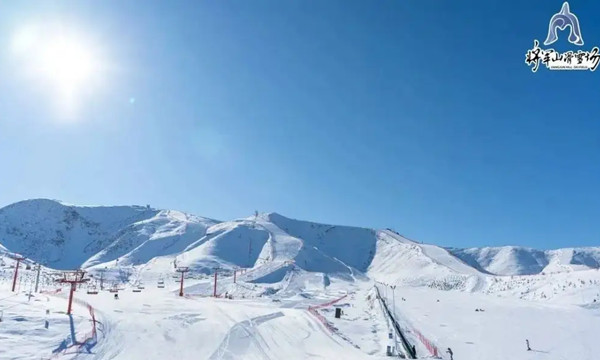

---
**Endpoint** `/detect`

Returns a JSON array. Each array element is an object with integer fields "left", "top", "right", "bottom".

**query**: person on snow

[
  {"left": 526, "top": 339, "right": 531, "bottom": 351},
  {"left": 446, "top": 347, "right": 454, "bottom": 360}
]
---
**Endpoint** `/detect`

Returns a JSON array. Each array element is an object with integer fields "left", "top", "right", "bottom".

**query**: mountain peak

[{"left": 0, "top": 199, "right": 599, "bottom": 276}]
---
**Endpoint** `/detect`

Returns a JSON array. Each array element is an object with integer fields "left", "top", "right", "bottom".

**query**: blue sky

[{"left": 0, "top": 1, "right": 598, "bottom": 249}]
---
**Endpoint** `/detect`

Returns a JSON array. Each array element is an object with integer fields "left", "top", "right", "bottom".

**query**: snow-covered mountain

[
  {"left": 448, "top": 246, "right": 600, "bottom": 275},
  {"left": 0, "top": 199, "right": 598, "bottom": 282},
  {"left": 0, "top": 199, "right": 217, "bottom": 269},
  {"left": 2, "top": 199, "right": 600, "bottom": 360}
]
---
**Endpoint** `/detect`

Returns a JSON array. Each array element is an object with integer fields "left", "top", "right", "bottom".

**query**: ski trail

[
  {"left": 208, "top": 312, "right": 285, "bottom": 360},
  {"left": 255, "top": 219, "right": 303, "bottom": 262}
]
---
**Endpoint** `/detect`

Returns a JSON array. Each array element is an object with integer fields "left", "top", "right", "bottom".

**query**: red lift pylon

[
  {"left": 56, "top": 270, "right": 89, "bottom": 315},
  {"left": 213, "top": 267, "right": 220, "bottom": 297},
  {"left": 9, "top": 254, "right": 25, "bottom": 292},
  {"left": 176, "top": 267, "right": 189, "bottom": 297},
  {"left": 233, "top": 268, "right": 247, "bottom": 283}
]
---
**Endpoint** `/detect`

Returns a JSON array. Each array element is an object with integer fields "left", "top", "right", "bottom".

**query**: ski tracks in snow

[{"left": 208, "top": 311, "right": 285, "bottom": 360}]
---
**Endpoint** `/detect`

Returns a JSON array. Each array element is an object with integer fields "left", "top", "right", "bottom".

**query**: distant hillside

[
  {"left": 0, "top": 199, "right": 598, "bottom": 281},
  {"left": 0, "top": 199, "right": 217, "bottom": 269},
  {"left": 449, "top": 246, "right": 600, "bottom": 275}
]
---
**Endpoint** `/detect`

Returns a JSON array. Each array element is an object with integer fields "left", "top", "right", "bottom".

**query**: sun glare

[
  {"left": 42, "top": 37, "right": 95, "bottom": 95},
  {"left": 11, "top": 22, "right": 104, "bottom": 119}
]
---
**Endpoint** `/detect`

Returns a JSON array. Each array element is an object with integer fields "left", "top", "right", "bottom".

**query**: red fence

[
  {"left": 310, "top": 294, "right": 348, "bottom": 309},
  {"left": 71, "top": 297, "right": 98, "bottom": 344},
  {"left": 45, "top": 291, "right": 98, "bottom": 358},
  {"left": 413, "top": 327, "right": 439, "bottom": 357},
  {"left": 307, "top": 294, "right": 348, "bottom": 333},
  {"left": 308, "top": 307, "right": 335, "bottom": 332}
]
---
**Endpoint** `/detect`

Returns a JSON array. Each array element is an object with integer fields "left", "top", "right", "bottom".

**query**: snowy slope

[
  {"left": 449, "top": 246, "right": 600, "bottom": 275},
  {"left": 2, "top": 199, "right": 600, "bottom": 359},
  {"left": 0, "top": 199, "right": 218, "bottom": 270},
  {"left": 2, "top": 199, "right": 599, "bottom": 280},
  {"left": 378, "top": 285, "right": 600, "bottom": 360},
  {"left": 161, "top": 212, "right": 374, "bottom": 281},
  {"left": 82, "top": 210, "right": 218, "bottom": 268},
  {"left": 367, "top": 230, "right": 485, "bottom": 292}
]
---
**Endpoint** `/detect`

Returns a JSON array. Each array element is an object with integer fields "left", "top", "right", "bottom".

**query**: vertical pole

[
  {"left": 179, "top": 271, "right": 185, "bottom": 297},
  {"left": 34, "top": 264, "right": 41, "bottom": 293},
  {"left": 391, "top": 285, "right": 397, "bottom": 354},
  {"left": 234, "top": 269, "right": 237, "bottom": 284},
  {"left": 248, "top": 239, "right": 252, "bottom": 267},
  {"left": 67, "top": 283, "right": 75, "bottom": 315},
  {"left": 392, "top": 286, "right": 396, "bottom": 317},
  {"left": 213, "top": 270, "right": 218, "bottom": 297},
  {"left": 11, "top": 258, "right": 21, "bottom": 292}
]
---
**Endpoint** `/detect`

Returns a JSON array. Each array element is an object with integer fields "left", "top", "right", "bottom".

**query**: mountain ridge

[{"left": 0, "top": 199, "right": 598, "bottom": 277}]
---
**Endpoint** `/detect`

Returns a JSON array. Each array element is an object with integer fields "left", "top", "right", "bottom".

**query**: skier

[
  {"left": 446, "top": 347, "right": 454, "bottom": 360},
  {"left": 526, "top": 339, "right": 531, "bottom": 351},
  {"left": 114, "top": 293, "right": 119, "bottom": 300}
]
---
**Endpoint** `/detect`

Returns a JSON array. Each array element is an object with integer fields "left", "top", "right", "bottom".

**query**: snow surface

[
  {"left": 449, "top": 246, "right": 600, "bottom": 275},
  {"left": 1, "top": 199, "right": 599, "bottom": 359},
  {"left": 379, "top": 285, "right": 600, "bottom": 360}
]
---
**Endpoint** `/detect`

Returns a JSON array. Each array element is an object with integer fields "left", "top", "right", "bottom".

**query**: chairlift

[
  {"left": 157, "top": 278, "right": 165, "bottom": 288},
  {"left": 87, "top": 285, "right": 99, "bottom": 295},
  {"left": 25, "top": 264, "right": 31, "bottom": 270}
]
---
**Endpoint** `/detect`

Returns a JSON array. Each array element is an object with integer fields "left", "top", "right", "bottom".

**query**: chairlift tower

[
  {"left": 213, "top": 267, "right": 220, "bottom": 297},
  {"left": 9, "top": 254, "right": 25, "bottom": 292},
  {"left": 55, "top": 270, "right": 89, "bottom": 315},
  {"left": 176, "top": 267, "right": 189, "bottom": 297},
  {"left": 98, "top": 268, "right": 107, "bottom": 290},
  {"left": 34, "top": 264, "right": 42, "bottom": 293}
]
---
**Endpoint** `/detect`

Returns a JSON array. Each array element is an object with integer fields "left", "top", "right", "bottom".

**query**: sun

[
  {"left": 42, "top": 37, "right": 96, "bottom": 96},
  {"left": 11, "top": 22, "right": 105, "bottom": 118}
]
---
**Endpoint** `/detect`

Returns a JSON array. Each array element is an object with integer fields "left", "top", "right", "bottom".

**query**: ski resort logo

[{"left": 525, "top": 2, "right": 600, "bottom": 72}]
